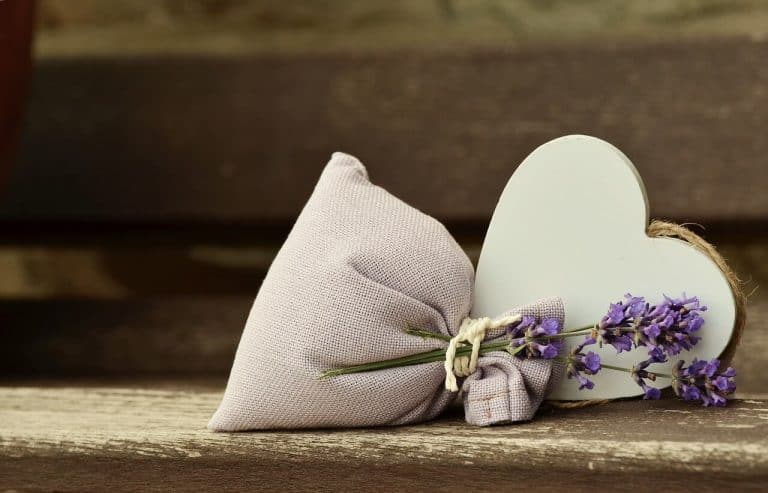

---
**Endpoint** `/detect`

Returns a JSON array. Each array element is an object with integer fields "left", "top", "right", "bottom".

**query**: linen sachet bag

[{"left": 209, "top": 153, "right": 563, "bottom": 430}]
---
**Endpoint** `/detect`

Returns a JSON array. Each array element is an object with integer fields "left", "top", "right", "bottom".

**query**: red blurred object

[{"left": 0, "top": 0, "right": 35, "bottom": 190}]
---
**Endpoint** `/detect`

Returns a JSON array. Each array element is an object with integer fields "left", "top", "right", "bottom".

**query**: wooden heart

[{"left": 473, "top": 135, "right": 736, "bottom": 399}]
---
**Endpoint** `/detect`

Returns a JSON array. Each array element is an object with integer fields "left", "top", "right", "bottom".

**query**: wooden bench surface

[{"left": 1, "top": 383, "right": 767, "bottom": 491}]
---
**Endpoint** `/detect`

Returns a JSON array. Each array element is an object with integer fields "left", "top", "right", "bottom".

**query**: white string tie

[{"left": 444, "top": 314, "right": 522, "bottom": 392}]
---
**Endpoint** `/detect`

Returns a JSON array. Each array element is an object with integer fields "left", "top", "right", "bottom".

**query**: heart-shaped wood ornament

[{"left": 473, "top": 135, "right": 737, "bottom": 399}]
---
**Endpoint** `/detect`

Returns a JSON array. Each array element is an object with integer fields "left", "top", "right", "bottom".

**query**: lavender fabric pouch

[{"left": 209, "top": 153, "right": 563, "bottom": 431}]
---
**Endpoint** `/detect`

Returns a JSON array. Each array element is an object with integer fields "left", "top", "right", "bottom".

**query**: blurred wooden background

[
  {"left": 0, "top": 0, "right": 766, "bottom": 384},
  {"left": 2, "top": 2, "right": 768, "bottom": 490}
]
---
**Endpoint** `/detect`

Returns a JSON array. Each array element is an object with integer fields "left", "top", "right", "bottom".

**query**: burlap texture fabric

[{"left": 209, "top": 153, "right": 563, "bottom": 430}]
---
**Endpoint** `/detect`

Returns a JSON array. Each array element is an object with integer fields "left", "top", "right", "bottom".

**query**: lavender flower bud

[
  {"left": 507, "top": 316, "right": 563, "bottom": 359},
  {"left": 596, "top": 295, "right": 642, "bottom": 353},
  {"left": 630, "top": 347, "right": 667, "bottom": 400},
  {"left": 672, "top": 358, "right": 736, "bottom": 407},
  {"left": 566, "top": 337, "right": 601, "bottom": 390}
]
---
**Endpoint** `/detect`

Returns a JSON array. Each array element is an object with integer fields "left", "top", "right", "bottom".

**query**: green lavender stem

[
  {"left": 600, "top": 362, "right": 673, "bottom": 380},
  {"left": 320, "top": 327, "right": 595, "bottom": 379},
  {"left": 320, "top": 323, "right": 682, "bottom": 380},
  {"left": 320, "top": 339, "right": 510, "bottom": 378}
]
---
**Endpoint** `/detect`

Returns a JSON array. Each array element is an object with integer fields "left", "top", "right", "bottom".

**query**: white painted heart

[{"left": 473, "top": 135, "right": 736, "bottom": 399}]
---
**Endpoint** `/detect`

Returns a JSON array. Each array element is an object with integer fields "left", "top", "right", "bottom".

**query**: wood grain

[
  {"left": 3, "top": 38, "right": 768, "bottom": 224},
  {"left": 1, "top": 384, "right": 766, "bottom": 491}
]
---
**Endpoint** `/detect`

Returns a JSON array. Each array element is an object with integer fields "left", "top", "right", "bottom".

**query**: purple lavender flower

[
  {"left": 630, "top": 347, "right": 667, "bottom": 399},
  {"left": 507, "top": 316, "right": 563, "bottom": 359},
  {"left": 565, "top": 338, "right": 601, "bottom": 390},
  {"left": 642, "top": 294, "right": 706, "bottom": 356},
  {"left": 596, "top": 295, "right": 639, "bottom": 353},
  {"left": 672, "top": 358, "right": 736, "bottom": 407},
  {"left": 597, "top": 293, "right": 706, "bottom": 357}
]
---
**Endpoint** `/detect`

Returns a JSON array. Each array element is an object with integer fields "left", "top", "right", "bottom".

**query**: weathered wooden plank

[
  {"left": 0, "top": 385, "right": 766, "bottom": 491},
  {"left": 3, "top": 38, "right": 768, "bottom": 223}
]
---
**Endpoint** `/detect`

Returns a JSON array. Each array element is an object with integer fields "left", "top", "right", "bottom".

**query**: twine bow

[{"left": 444, "top": 314, "right": 522, "bottom": 391}]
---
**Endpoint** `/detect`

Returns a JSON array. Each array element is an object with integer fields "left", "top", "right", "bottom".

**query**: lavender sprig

[
  {"left": 600, "top": 349, "right": 737, "bottom": 406},
  {"left": 565, "top": 337, "right": 601, "bottom": 390},
  {"left": 645, "top": 295, "right": 706, "bottom": 355},
  {"left": 672, "top": 358, "right": 737, "bottom": 407},
  {"left": 630, "top": 347, "right": 667, "bottom": 400},
  {"left": 320, "top": 318, "right": 589, "bottom": 378},
  {"left": 507, "top": 316, "right": 563, "bottom": 359},
  {"left": 320, "top": 293, "right": 736, "bottom": 407},
  {"left": 596, "top": 294, "right": 643, "bottom": 352},
  {"left": 596, "top": 293, "right": 706, "bottom": 357}
]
